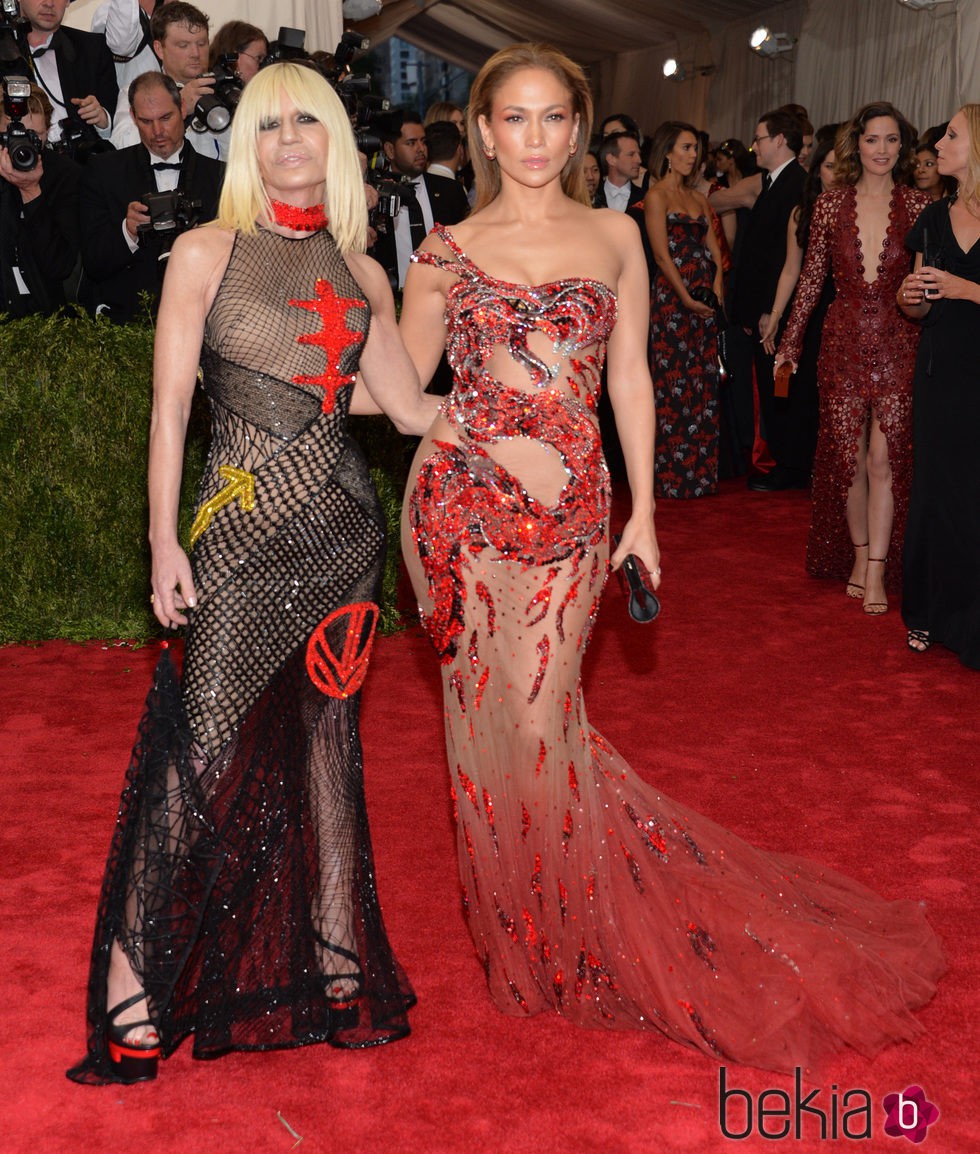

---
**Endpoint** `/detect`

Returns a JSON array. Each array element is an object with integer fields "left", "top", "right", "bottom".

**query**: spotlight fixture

[
  {"left": 749, "top": 26, "right": 796, "bottom": 57},
  {"left": 896, "top": 0, "right": 955, "bottom": 9},
  {"left": 661, "top": 58, "right": 714, "bottom": 82}
]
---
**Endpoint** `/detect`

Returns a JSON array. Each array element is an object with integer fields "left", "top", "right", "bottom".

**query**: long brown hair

[
  {"left": 834, "top": 101, "right": 917, "bottom": 186},
  {"left": 647, "top": 120, "right": 701, "bottom": 186},
  {"left": 467, "top": 43, "right": 592, "bottom": 212}
]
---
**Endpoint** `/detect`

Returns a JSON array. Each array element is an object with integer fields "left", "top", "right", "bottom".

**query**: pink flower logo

[{"left": 883, "top": 1086, "right": 939, "bottom": 1143}]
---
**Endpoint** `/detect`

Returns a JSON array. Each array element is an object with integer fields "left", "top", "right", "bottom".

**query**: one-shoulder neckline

[{"left": 430, "top": 223, "right": 616, "bottom": 297}]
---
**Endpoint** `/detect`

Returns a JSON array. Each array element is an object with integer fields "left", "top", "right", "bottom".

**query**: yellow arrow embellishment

[{"left": 189, "top": 464, "right": 256, "bottom": 548}]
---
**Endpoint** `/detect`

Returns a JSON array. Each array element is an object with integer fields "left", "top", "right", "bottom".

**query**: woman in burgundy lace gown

[
  {"left": 777, "top": 103, "right": 929, "bottom": 613},
  {"left": 398, "top": 45, "right": 943, "bottom": 1074},
  {"left": 68, "top": 64, "right": 434, "bottom": 1085},
  {"left": 644, "top": 121, "right": 724, "bottom": 498}
]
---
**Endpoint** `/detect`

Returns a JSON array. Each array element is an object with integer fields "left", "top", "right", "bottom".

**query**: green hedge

[{"left": 0, "top": 312, "right": 409, "bottom": 643}]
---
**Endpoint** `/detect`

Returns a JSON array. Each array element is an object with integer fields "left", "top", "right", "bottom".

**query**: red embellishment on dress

[
  {"left": 289, "top": 278, "right": 365, "bottom": 413},
  {"left": 305, "top": 601, "right": 378, "bottom": 698}
]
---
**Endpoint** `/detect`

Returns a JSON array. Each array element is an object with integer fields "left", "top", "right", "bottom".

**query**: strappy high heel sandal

[
  {"left": 107, "top": 992, "right": 160, "bottom": 1083},
  {"left": 315, "top": 938, "right": 364, "bottom": 1029},
  {"left": 847, "top": 542, "right": 869, "bottom": 599},
  {"left": 863, "top": 557, "right": 889, "bottom": 615},
  {"left": 907, "top": 629, "right": 932, "bottom": 652}
]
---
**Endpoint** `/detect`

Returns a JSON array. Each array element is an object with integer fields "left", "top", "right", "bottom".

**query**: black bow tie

[
  {"left": 151, "top": 161, "right": 182, "bottom": 171},
  {"left": 31, "top": 46, "right": 49, "bottom": 58}
]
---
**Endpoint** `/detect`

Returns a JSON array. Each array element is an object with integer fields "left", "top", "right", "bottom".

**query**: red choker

[{"left": 269, "top": 199, "right": 328, "bottom": 232}]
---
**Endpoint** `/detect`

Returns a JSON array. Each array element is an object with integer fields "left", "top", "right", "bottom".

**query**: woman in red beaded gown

[
  {"left": 777, "top": 103, "right": 930, "bottom": 614},
  {"left": 398, "top": 45, "right": 942, "bottom": 1074},
  {"left": 644, "top": 121, "right": 724, "bottom": 498},
  {"left": 68, "top": 64, "right": 431, "bottom": 1085}
]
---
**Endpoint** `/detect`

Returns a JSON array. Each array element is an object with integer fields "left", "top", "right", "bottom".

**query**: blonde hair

[
  {"left": 954, "top": 104, "right": 980, "bottom": 203},
  {"left": 214, "top": 62, "right": 367, "bottom": 252},
  {"left": 467, "top": 43, "right": 592, "bottom": 212},
  {"left": 424, "top": 100, "right": 464, "bottom": 128}
]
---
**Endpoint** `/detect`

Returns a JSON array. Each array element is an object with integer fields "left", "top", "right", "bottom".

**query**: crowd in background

[{"left": 1, "top": 0, "right": 976, "bottom": 667}]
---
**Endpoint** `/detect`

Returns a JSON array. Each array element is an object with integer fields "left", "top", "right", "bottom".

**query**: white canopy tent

[{"left": 67, "top": 0, "right": 980, "bottom": 141}]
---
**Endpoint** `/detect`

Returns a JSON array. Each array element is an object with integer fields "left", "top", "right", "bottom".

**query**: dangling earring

[
  {"left": 667, "top": 156, "right": 673, "bottom": 174},
  {"left": 483, "top": 142, "right": 496, "bottom": 160}
]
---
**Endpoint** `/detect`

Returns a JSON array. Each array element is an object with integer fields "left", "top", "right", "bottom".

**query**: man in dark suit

[
  {"left": 370, "top": 108, "right": 468, "bottom": 289},
  {"left": 592, "top": 132, "right": 644, "bottom": 211},
  {"left": 78, "top": 71, "right": 222, "bottom": 322},
  {"left": 729, "top": 108, "right": 811, "bottom": 491},
  {"left": 19, "top": 0, "right": 118, "bottom": 148}
]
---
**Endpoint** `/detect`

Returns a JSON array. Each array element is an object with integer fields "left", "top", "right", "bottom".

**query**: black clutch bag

[{"left": 613, "top": 535, "right": 660, "bottom": 623}]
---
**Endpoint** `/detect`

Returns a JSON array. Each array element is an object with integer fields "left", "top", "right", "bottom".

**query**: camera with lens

[
  {"left": 0, "top": 74, "right": 40, "bottom": 171},
  {"left": 0, "top": 0, "right": 32, "bottom": 81},
  {"left": 372, "top": 173, "right": 416, "bottom": 220},
  {"left": 191, "top": 54, "right": 243, "bottom": 134},
  {"left": 49, "top": 111, "right": 112, "bottom": 165},
  {"left": 137, "top": 189, "right": 203, "bottom": 260}
]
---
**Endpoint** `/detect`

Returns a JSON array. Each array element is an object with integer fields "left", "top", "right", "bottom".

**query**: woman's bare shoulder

[{"left": 170, "top": 224, "right": 236, "bottom": 274}]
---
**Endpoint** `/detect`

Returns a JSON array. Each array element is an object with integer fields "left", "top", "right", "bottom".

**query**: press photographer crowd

[{"left": 2, "top": 0, "right": 977, "bottom": 670}]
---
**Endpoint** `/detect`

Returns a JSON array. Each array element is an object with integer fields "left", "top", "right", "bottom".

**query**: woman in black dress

[
  {"left": 68, "top": 63, "right": 436, "bottom": 1085},
  {"left": 897, "top": 104, "right": 980, "bottom": 667}
]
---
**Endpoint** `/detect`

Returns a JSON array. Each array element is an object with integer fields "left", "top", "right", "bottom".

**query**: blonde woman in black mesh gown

[{"left": 68, "top": 64, "right": 435, "bottom": 1085}]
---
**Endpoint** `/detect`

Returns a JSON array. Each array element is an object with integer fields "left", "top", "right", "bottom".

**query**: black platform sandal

[
  {"left": 907, "top": 629, "right": 932, "bottom": 653},
  {"left": 316, "top": 939, "right": 364, "bottom": 1029},
  {"left": 107, "top": 993, "right": 160, "bottom": 1083}
]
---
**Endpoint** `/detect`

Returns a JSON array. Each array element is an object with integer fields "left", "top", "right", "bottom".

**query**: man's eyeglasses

[
  {"left": 751, "top": 134, "right": 771, "bottom": 146},
  {"left": 238, "top": 50, "right": 267, "bottom": 65}
]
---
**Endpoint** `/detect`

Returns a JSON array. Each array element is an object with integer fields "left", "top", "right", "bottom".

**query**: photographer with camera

[
  {"left": 208, "top": 21, "right": 267, "bottom": 84},
  {"left": 91, "top": 0, "right": 167, "bottom": 93},
  {"left": 0, "top": 79, "right": 79, "bottom": 315},
  {"left": 79, "top": 70, "right": 221, "bottom": 321},
  {"left": 370, "top": 107, "right": 468, "bottom": 290},
  {"left": 110, "top": 3, "right": 230, "bottom": 161},
  {"left": 18, "top": 0, "right": 117, "bottom": 148}
]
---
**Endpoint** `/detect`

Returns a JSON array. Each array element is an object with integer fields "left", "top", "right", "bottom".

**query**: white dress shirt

[{"left": 602, "top": 177, "right": 631, "bottom": 211}]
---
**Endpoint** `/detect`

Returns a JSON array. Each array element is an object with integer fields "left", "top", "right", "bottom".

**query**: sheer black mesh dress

[{"left": 68, "top": 226, "right": 415, "bottom": 1085}]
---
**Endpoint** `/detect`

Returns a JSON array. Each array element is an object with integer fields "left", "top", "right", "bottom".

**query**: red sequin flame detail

[{"left": 288, "top": 278, "right": 364, "bottom": 413}]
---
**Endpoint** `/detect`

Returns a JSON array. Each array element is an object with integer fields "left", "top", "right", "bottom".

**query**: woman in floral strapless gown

[
  {"left": 644, "top": 120, "right": 724, "bottom": 498},
  {"left": 399, "top": 43, "right": 944, "bottom": 1074}
]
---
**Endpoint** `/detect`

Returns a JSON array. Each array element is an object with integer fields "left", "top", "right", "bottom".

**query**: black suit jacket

[
  {"left": 730, "top": 161, "right": 806, "bottom": 327},
  {"left": 0, "top": 150, "right": 81, "bottom": 316},
  {"left": 78, "top": 143, "right": 224, "bottom": 322},
  {"left": 370, "top": 170, "right": 469, "bottom": 287},
  {"left": 24, "top": 25, "right": 119, "bottom": 135}
]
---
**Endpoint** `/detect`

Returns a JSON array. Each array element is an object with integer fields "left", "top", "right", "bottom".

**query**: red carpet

[{"left": 1, "top": 480, "right": 976, "bottom": 1153}]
